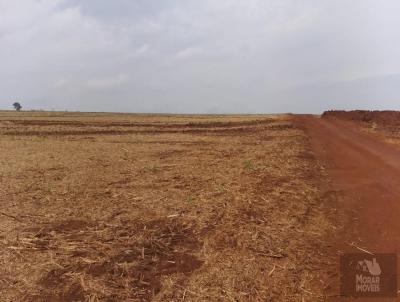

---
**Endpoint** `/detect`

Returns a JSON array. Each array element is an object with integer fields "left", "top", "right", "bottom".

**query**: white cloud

[
  {"left": 87, "top": 74, "right": 129, "bottom": 91},
  {"left": 176, "top": 47, "right": 204, "bottom": 59}
]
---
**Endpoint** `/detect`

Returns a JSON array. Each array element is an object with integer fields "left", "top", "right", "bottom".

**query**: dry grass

[{"left": 0, "top": 111, "right": 335, "bottom": 301}]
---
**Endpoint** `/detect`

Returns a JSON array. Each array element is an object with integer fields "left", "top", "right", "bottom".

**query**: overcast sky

[{"left": 1, "top": 0, "right": 400, "bottom": 113}]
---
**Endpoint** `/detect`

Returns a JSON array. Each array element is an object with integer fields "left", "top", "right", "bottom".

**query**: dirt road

[{"left": 300, "top": 115, "right": 400, "bottom": 252}]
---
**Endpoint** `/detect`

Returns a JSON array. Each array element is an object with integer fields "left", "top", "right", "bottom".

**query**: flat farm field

[{"left": 0, "top": 112, "right": 334, "bottom": 301}]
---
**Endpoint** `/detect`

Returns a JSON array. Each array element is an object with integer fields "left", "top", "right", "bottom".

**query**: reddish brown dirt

[
  {"left": 297, "top": 115, "right": 400, "bottom": 300},
  {"left": 322, "top": 110, "right": 400, "bottom": 126},
  {"left": 322, "top": 110, "right": 400, "bottom": 139}
]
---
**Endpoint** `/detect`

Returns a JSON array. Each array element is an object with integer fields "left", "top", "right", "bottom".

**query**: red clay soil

[
  {"left": 296, "top": 115, "right": 400, "bottom": 299},
  {"left": 322, "top": 110, "right": 400, "bottom": 126}
]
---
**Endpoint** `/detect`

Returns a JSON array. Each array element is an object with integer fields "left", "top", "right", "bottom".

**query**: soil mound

[{"left": 322, "top": 110, "right": 400, "bottom": 126}]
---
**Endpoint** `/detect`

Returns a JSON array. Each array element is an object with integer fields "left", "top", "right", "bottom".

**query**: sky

[{"left": 1, "top": 0, "right": 400, "bottom": 114}]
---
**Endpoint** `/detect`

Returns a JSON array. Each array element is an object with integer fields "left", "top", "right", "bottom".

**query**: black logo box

[{"left": 340, "top": 253, "right": 397, "bottom": 298}]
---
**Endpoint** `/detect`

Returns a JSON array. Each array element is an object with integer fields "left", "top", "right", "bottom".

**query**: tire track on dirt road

[{"left": 296, "top": 115, "right": 400, "bottom": 298}]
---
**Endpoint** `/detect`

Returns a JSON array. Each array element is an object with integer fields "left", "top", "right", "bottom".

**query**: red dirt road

[{"left": 297, "top": 115, "right": 400, "bottom": 299}]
